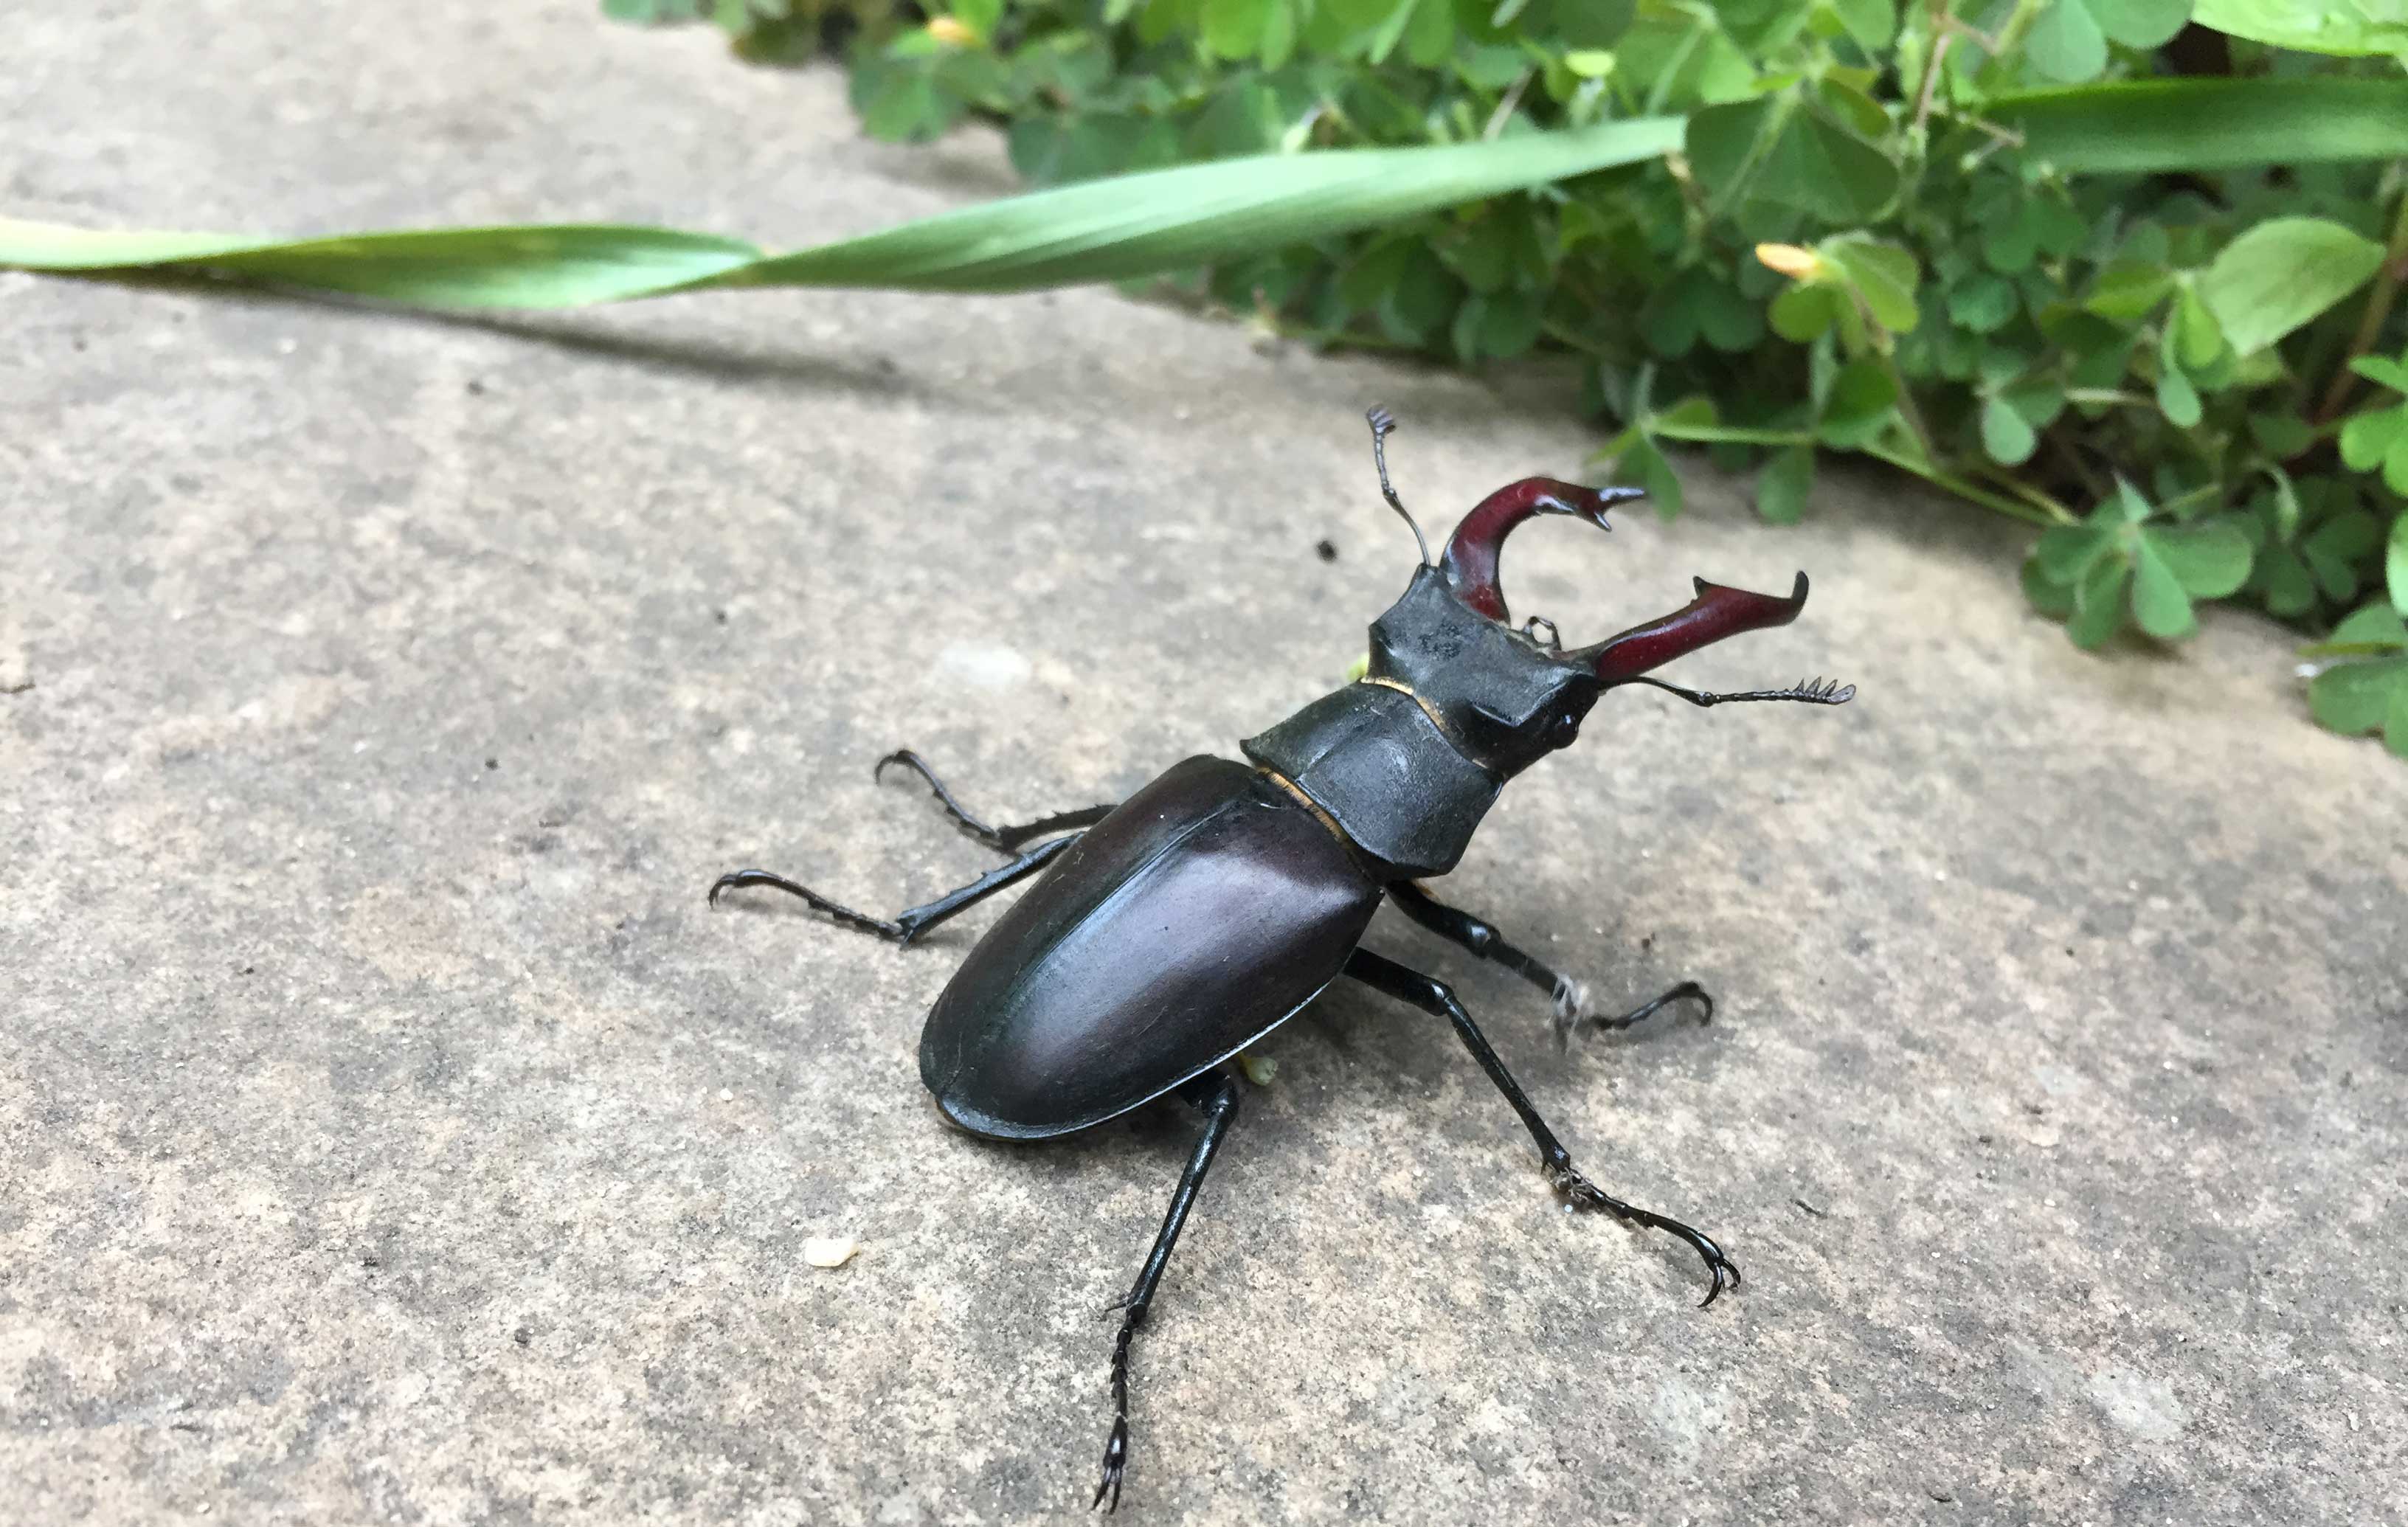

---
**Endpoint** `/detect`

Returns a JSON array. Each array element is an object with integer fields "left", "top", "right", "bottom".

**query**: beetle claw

[{"left": 1092, "top": 1416, "right": 1129, "bottom": 1512}]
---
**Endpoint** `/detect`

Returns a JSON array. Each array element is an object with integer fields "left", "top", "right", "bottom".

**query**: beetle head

[{"left": 1360, "top": 408, "right": 1850, "bottom": 780}]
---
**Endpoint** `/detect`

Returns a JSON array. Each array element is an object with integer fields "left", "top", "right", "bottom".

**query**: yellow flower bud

[
  {"left": 1754, "top": 243, "right": 1822, "bottom": 280},
  {"left": 926, "top": 15, "right": 977, "bottom": 46}
]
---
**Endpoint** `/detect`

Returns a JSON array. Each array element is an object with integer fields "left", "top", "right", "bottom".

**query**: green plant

[
  {"left": 8, "top": 6, "right": 2407, "bottom": 755},
  {"left": 629, "top": 0, "right": 2408, "bottom": 753}
]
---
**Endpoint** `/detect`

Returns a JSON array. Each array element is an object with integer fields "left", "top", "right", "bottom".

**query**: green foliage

[
  {"left": 598, "top": 0, "right": 2408, "bottom": 752},
  {"left": 2301, "top": 602, "right": 2408, "bottom": 756}
]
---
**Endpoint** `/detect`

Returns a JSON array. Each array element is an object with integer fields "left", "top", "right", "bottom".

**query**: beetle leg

[
  {"left": 1093, "top": 1068, "right": 1241, "bottom": 1513},
  {"left": 874, "top": 749, "right": 1118, "bottom": 852},
  {"left": 1343, "top": 947, "right": 1741, "bottom": 1309},
  {"left": 1386, "top": 882, "right": 1712, "bottom": 1048},
  {"left": 707, "top": 834, "right": 1078, "bottom": 946}
]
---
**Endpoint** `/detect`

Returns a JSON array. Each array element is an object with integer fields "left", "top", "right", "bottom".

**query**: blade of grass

[
  {"left": 1992, "top": 77, "right": 2408, "bottom": 174},
  {"left": 0, "top": 223, "right": 767, "bottom": 306},
  {"left": 0, "top": 117, "right": 1684, "bottom": 309}
]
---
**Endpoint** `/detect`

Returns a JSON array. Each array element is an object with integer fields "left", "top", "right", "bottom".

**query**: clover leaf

[
  {"left": 2303, "top": 603, "right": 2408, "bottom": 758},
  {"left": 2022, "top": 482, "right": 2254, "bottom": 648},
  {"left": 2339, "top": 353, "right": 2408, "bottom": 496}
]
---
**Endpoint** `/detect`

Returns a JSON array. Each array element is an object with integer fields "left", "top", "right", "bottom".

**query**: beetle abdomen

[{"left": 918, "top": 755, "right": 1381, "bottom": 1140}]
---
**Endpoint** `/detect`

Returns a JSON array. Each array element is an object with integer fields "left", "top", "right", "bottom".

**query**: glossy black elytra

[{"left": 709, "top": 409, "right": 1854, "bottom": 1511}]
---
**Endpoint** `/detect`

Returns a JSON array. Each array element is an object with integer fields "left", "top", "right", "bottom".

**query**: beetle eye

[{"left": 1553, "top": 710, "right": 1582, "bottom": 744}]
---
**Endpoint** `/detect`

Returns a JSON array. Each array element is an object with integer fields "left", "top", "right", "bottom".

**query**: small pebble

[
  {"left": 804, "top": 1237, "right": 859, "bottom": 1269},
  {"left": 718, "top": 1088, "right": 733, "bottom": 1103}
]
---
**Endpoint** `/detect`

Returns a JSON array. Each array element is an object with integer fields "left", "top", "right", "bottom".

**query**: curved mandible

[
  {"left": 1439, "top": 478, "right": 1643, "bottom": 623},
  {"left": 1574, "top": 572, "right": 1811, "bottom": 682}
]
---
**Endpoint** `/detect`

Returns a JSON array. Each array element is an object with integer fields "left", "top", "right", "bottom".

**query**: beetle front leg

[
  {"left": 1093, "top": 1067, "right": 1241, "bottom": 1513},
  {"left": 1343, "top": 946, "right": 1740, "bottom": 1307},
  {"left": 874, "top": 749, "right": 1117, "bottom": 852},
  {"left": 1386, "top": 881, "right": 1713, "bottom": 1047}
]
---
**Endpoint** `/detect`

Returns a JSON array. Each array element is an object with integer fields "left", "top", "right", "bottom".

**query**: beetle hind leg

[
  {"left": 875, "top": 749, "right": 1117, "bottom": 852},
  {"left": 1343, "top": 946, "right": 1740, "bottom": 1307},
  {"left": 1092, "top": 1067, "right": 1241, "bottom": 1512}
]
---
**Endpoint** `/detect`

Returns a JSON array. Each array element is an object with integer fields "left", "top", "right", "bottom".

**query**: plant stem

[
  {"left": 2315, "top": 187, "right": 2408, "bottom": 423},
  {"left": 1650, "top": 421, "right": 1816, "bottom": 446},
  {"left": 1910, "top": 1, "right": 1951, "bottom": 134},
  {"left": 1864, "top": 441, "right": 2064, "bottom": 527},
  {"left": 1971, "top": 461, "right": 2079, "bottom": 522}
]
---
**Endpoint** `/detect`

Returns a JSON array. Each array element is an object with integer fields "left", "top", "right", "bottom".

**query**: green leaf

[
  {"left": 2390, "top": 512, "right": 2408, "bottom": 616},
  {"left": 2129, "top": 538, "right": 2197, "bottom": 639},
  {"left": 2263, "top": 462, "right": 2304, "bottom": 541},
  {"left": 1619, "top": 9, "right": 1757, "bottom": 108},
  {"left": 1982, "top": 395, "right": 2039, "bottom": 465},
  {"left": 2328, "top": 600, "right": 2408, "bottom": 649},
  {"left": 2148, "top": 519, "right": 2254, "bottom": 597},
  {"left": 2171, "top": 285, "right": 2227, "bottom": 370},
  {"left": 2023, "top": 556, "right": 2079, "bottom": 617},
  {"left": 2024, "top": 0, "right": 2189, "bottom": 82},
  {"left": 2091, "top": 0, "right": 2191, "bottom": 47},
  {"left": 2249, "top": 412, "right": 2316, "bottom": 460},
  {"left": 1771, "top": 283, "right": 1841, "bottom": 342},
  {"left": 2069, "top": 554, "right": 2132, "bottom": 649},
  {"left": 0, "top": 117, "right": 1686, "bottom": 307},
  {"left": 2085, "top": 260, "right": 2175, "bottom": 322},
  {"left": 1687, "top": 95, "right": 1899, "bottom": 226},
  {"left": 2193, "top": 0, "right": 2408, "bottom": 56},
  {"left": 2027, "top": 0, "right": 2110, "bottom": 83},
  {"left": 1203, "top": 0, "right": 1276, "bottom": 58},
  {"left": 2350, "top": 353, "right": 2408, "bottom": 394},
  {"left": 1819, "top": 359, "right": 1897, "bottom": 446},
  {"left": 2156, "top": 351, "right": 2202, "bottom": 428},
  {"left": 1948, "top": 273, "right": 2019, "bottom": 334},
  {"left": 1821, "top": 235, "right": 1920, "bottom": 332},
  {"left": 2339, "top": 404, "right": 2408, "bottom": 473},
  {"left": 1757, "top": 445, "right": 1816, "bottom": 523},
  {"left": 2304, "top": 508, "right": 2382, "bottom": 600},
  {"left": 1827, "top": 0, "right": 1897, "bottom": 49},
  {"left": 2197, "top": 218, "right": 2385, "bottom": 356},
  {"left": 1996, "top": 79, "right": 2408, "bottom": 174},
  {"left": 2256, "top": 544, "right": 2319, "bottom": 616},
  {"left": 2308, "top": 654, "right": 2408, "bottom": 747},
  {"left": 2034, "top": 523, "right": 2115, "bottom": 584},
  {"left": 1981, "top": 204, "right": 2041, "bottom": 274},
  {"left": 1618, "top": 434, "right": 1686, "bottom": 519}
]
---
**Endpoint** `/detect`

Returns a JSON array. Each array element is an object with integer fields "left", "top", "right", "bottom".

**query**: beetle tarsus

[
  {"left": 706, "top": 869, "right": 909, "bottom": 941},
  {"left": 1546, "top": 1163, "right": 1743, "bottom": 1307},
  {"left": 875, "top": 748, "right": 1117, "bottom": 852},
  {"left": 1093, "top": 1346, "right": 1133, "bottom": 1511},
  {"left": 1565, "top": 979, "right": 1715, "bottom": 1045},
  {"left": 1344, "top": 946, "right": 1741, "bottom": 1309}
]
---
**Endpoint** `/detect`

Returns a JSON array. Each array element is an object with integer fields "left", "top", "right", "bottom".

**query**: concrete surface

[{"left": 5, "top": 4, "right": 2406, "bottom": 1523}]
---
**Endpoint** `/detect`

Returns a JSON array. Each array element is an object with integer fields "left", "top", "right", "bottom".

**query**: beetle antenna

[
  {"left": 1366, "top": 406, "right": 1432, "bottom": 567},
  {"left": 1615, "top": 675, "right": 1857, "bottom": 708}
]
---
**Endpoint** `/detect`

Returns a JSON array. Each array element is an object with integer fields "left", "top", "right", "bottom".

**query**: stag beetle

[{"left": 710, "top": 409, "right": 1852, "bottom": 1509}]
